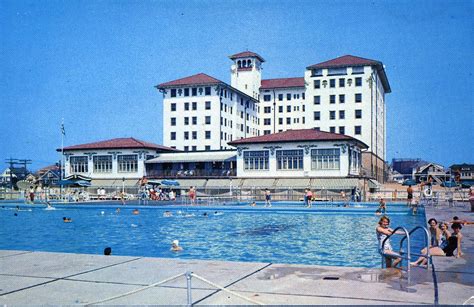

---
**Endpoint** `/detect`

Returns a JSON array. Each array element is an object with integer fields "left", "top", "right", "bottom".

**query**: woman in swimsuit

[
  {"left": 411, "top": 221, "right": 451, "bottom": 266},
  {"left": 376, "top": 216, "right": 402, "bottom": 268}
]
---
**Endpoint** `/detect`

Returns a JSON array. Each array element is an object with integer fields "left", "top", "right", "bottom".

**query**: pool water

[{"left": 0, "top": 202, "right": 426, "bottom": 267}]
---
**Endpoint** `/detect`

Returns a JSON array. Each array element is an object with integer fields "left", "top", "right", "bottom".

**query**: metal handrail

[
  {"left": 400, "top": 226, "right": 431, "bottom": 269},
  {"left": 380, "top": 226, "right": 411, "bottom": 280}
]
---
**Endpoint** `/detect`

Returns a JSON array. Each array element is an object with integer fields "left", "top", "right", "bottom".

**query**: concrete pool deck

[{"left": 1, "top": 202, "right": 473, "bottom": 305}]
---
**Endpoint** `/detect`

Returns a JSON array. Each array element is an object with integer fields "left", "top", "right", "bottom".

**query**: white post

[{"left": 60, "top": 118, "right": 65, "bottom": 201}]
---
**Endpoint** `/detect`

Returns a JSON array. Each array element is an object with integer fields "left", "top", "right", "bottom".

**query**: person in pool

[
  {"left": 171, "top": 240, "right": 183, "bottom": 252},
  {"left": 264, "top": 189, "right": 272, "bottom": 208},
  {"left": 63, "top": 217, "right": 72, "bottom": 223},
  {"left": 376, "top": 216, "right": 403, "bottom": 268},
  {"left": 376, "top": 198, "right": 387, "bottom": 215},
  {"left": 132, "top": 209, "right": 140, "bottom": 215}
]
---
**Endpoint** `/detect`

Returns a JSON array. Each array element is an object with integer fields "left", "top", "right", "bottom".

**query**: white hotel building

[{"left": 157, "top": 51, "right": 390, "bottom": 181}]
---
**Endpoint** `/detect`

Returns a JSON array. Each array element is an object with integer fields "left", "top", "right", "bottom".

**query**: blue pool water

[{"left": 0, "top": 202, "right": 426, "bottom": 267}]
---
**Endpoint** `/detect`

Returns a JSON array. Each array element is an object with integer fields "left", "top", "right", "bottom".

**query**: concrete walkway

[{"left": 1, "top": 203, "right": 473, "bottom": 305}]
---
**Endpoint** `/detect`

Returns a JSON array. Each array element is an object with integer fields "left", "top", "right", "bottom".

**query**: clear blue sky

[{"left": 1, "top": 0, "right": 473, "bottom": 171}]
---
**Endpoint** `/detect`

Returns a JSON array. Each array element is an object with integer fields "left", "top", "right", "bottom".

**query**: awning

[
  {"left": 275, "top": 178, "right": 311, "bottom": 187},
  {"left": 240, "top": 178, "right": 276, "bottom": 188},
  {"left": 146, "top": 151, "right": 236, "bottom": 163},
  {"left": 173, "top": 179, "right": 208, "bottom": 188},
  {"left": 206, "top": 179, "right": 233, "bottom": 187},
  {"left": 311, "top": 178, "right": 360, "bottom": 189},
  {"left": 90, "top": 179, "right": 140, "bottom": 187},
  {"left": 368, "top": 179, "right": 381, "bottom": 189}
]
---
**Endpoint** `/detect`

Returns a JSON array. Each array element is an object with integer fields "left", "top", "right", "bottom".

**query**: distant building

[
  {"left": 391, "top": 158, "right": 428, "bottom": 178},
  {"left": 450, "top": 163, "right": 474, "bottom": 186},
  {"left": 156, "top": 51, "right": 391, "bottom": 182},
  {"left": 413, "top": 162, "right": 449, "bottom": 184},
  {"left": 58, "top": 138, "right": 177, "bottom": 187},
  {"left": 36, "top": 165, "right": 61, "bottom": 187},
  {"left": 228, "top": 128, "right": 367, "bottom": 178}
]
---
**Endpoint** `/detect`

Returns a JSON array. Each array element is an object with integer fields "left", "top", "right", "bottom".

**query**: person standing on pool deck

[
  {"left": 406, "top": 185, "right": 414, "bottom": 206},
  {"left": 264, "top": 189, "right": 272, "bottom": 207},
  {"left": 189, "top": 186, "right": 196, "bottom": 205},
  {"left": 306, "top": 189, "right": 313, "bottom": 208}
]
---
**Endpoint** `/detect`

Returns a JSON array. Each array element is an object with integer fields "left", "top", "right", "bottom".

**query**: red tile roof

[
  {"left": 307, "top": 55, "right": 381, "bottom": 69},
  {"left": 229, "top": 51, "right": 265, "bottom": 62},
  {"left": 157, "top": 73, "right": 223, "bottom": 88},
  {"left": 260, "top": 77, "right": 305, "bottom": 89},
  {"left": 228, "top": 129, "right": 368, "bottom": 148},
  {"left": 60, "top": 138, "right": 178, "bottom": 152}
]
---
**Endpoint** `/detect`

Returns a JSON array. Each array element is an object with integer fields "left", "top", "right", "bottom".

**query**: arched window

[
  {"left": 237, "top": 60, "right": 241, "bottom": 68},
  {"left": 247, "top": 59, "right": 252, "bottom": 67},
  {"left": 242, "top": 60, "right": 247, "bottom": 68}
]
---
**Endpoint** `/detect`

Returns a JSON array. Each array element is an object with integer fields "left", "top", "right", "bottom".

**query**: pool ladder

[{"left": 380, "top": 226, "right": 431, "bottom": 284}]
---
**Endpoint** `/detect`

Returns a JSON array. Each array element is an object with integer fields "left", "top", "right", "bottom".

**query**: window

[
  {"left": 205, "top": 145, "right": 211, "bottom": 151},
  {"left": 118, "top": 155, "right": 138, "bottom": 173},
  {"left": 287, "top": 105, "right": 291, "bottom": 112},
  {"left": 184, "top": 102, "right": 189, "bottom": 111},
  {"left": 314, "top": 111, "right": 320, "bottom": 120},
  {"left": 355, "top": 77, "right": 362, "bottom": 86},
  {"left": 264, "top": 130, "right": 271, "bottom": 135},
  {"left": 330, "top": 79, "right": 335, "bottom": 88},
  {"left": 244, "top": 150, "right": 269, "bottom": 170},
  {"left": 330, "top": 126, "right": 336, "bottom": 133},
  {"left": 205, "top": 101, "right": 211, "bottom": 110},
  {"left": 205, "top": 87, "right": 211, "bottom": 95},
  {"left": 184, "top": 131, "right": 189, "bottom": 140},
  {"left": 330, "top": 111, "right": 336, "bottom": 120},
  {"left": 264, "top": 106, "right": 271, "bottom": 113},
  {"left": 192, "top": 88, "right": 197, "bottom": 96},
  {"left": 93, "top": 155, "right": 112, "bottom": 173},
  {"left": 314, "top": 127, "right": 320, "bottom": 131},
  {"left": 286, "top": 117, "right": 291, "bottom": 124},
  {"left": 352, "top": 66, "right": 364, "bottom": 74},
  {"left": 205, "top": 131, "right": 211, "bottom": 139},
  {"left": 355, "top": 93, "right": 362, "bottom": 103},
  {"left": 314, "top": 96, "right": 320, "bottom": 105},
  {"left": 355, "top": 126, "right": 362, "bottom": 135},
  {"left": 276, "top": 149, "right": 304, "bottom": 170},
  {"left": 171, "top": 103, "right": 176, "bottom": 112},
  {"left": 205, "top": 116, "right": 211, "bottom": 124},
  {"left": 311, "top": 149, "right": 340, "bottom": 170},
  {"left": 70, "top": 156, "right": 88, "bottom": 173},
  {"left": 263, "top": 95, "right": 271, "bottom": 101},
  {"left": 192, "top": 117, "right": 197, "bottom": 125},
  {"left": 170, "top": 89, "right": 176, "bottom": 97},
  {"left": 286, "top": 93, "right": 291, "bottom": 100},
  {"left": 171, "top": 117, "right": 176, "bottom": 126},
  {"left": 278, "top": 118, "right": 283, "bottom": 125},
  {"left": 192, "top": 146, "right": 197, "bottom": 151},
  {"left": 184, "top": 146, "right": 189, "bottom": 151},
  {"left": 339, "top": 94, "right": 345, "bottom": 103},
  {"left": 312, "top": 69, "right": 323, "bottom": 76},
  {"left": 339, "top": 78, "right": 345, "bottom": 87},
  {"left": 302, "top": 92, "right": 305, "bottom": 100},
  {"left": 278, "top": 94, "right": 283, "bottom": 101},
  {"left": 184, "top": 88, "right": 189, "bottom": 96},
  {"left": 355, "top": 109, "right": 362, "bottom": 119},
  {"left": 339, "top": 110, "right": 345, "bottom": 119},
  {"left": 192, "top": 131, "right": 197, "bottom": 139},
  {"left": 328, "top": 67, "right": 347, "bottom": 75},
  {"left": 184, "top": 117, "right": 189, "bottom": 125},
  {"left": 192, "top": 102, "right": 197, "bottom": 110},
  {"left": 264, "top": 118, "right": 271, "bottom": 125},
  {"left": 314, "top": 80, "right": 320, "bottom": 89},
  {"left": 330, "top": 95, "right": 336, "bottom": 104},
  {"left": 294, "top": 106, "right": 299, "bottom": 111},
  {"left": 339, "top": 126, "right": 345, "bottom": 134},
  {"left": 170, "top": 132, "right": 176, "bottom": 140},
  {"left": 278, "top": 106, "right": 283, "bottom": 113}
]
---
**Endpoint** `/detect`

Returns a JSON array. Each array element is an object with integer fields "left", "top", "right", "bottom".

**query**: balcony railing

[{"left": 146, "top": 169, "right": 236, "bottom": 178}]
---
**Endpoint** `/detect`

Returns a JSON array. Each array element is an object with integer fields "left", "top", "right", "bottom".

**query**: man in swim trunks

[{"left": 406, "top": 185, "right": 413, "bottom": 206}]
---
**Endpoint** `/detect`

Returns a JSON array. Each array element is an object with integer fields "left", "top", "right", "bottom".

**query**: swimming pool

[{"left": 0, "top": 202, "right": 426, "bottom": 267}]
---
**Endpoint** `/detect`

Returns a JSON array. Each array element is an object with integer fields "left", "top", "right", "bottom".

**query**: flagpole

[{"left": 60, "top": 118, "right": 65, "bottom": 201}]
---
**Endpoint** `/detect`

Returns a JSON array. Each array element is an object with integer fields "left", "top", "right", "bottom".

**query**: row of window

[
  {"left": 170, "top": 101, "right": 211, "bottom": 112},
  {"left": 69, "top": 155, "right": 138, "bottom": 173},
  {"left": 243, "top": 148, "right": 341, "bottom": 171},
  {"left": 313, "top": 77, "right": 362, "bottom": 89},
  {"left": 311, "top": 66, "right": 364, "bottom": 77},
  {"left": 314, "top": 109, "right": 363, "bottom": 120},
  {"left": 314, "top": 93, "right": 362, "bottom": 104},
  {"left": 263, "top": 93, "right": 306, "bottom": 102},
  {"left": 170, "top": 87, "right": 212, "bottom": 98}
]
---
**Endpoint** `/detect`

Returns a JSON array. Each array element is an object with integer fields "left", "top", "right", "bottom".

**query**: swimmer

[
  {"left": 131, "top": 223, "right": 138, "bottom": 227},
  {"left": 100, "top": 211, "right": 105, "bottom": 215},
  {"left": 203, "top": 212, "right": 208, "bottom": 217},
  {"left": 249, "top": 201, "right": 256, "bottom": 207},
  {"left": 163, "top": 211, "right": 173, "bottom": 217},
  {"left": 132, "top": 209, "right": 140, "bottom": 215},
  {"left": 63, "top": 217, "right": 72, "bottom": 223},
  {"left": 45, "top": 202, "right": 55, "bottom": 210},
  {"left": 115, "top": 208, "right": 121, "bottom": 214},
  {"left": 171, "top": 240, "right": 183, "bottom": 252},
  {"left": 104, "top": 247, "right": 112, "bottom": 255},
  {"left": 214, "top": 211, "right": 223, "bottom": 216}
]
